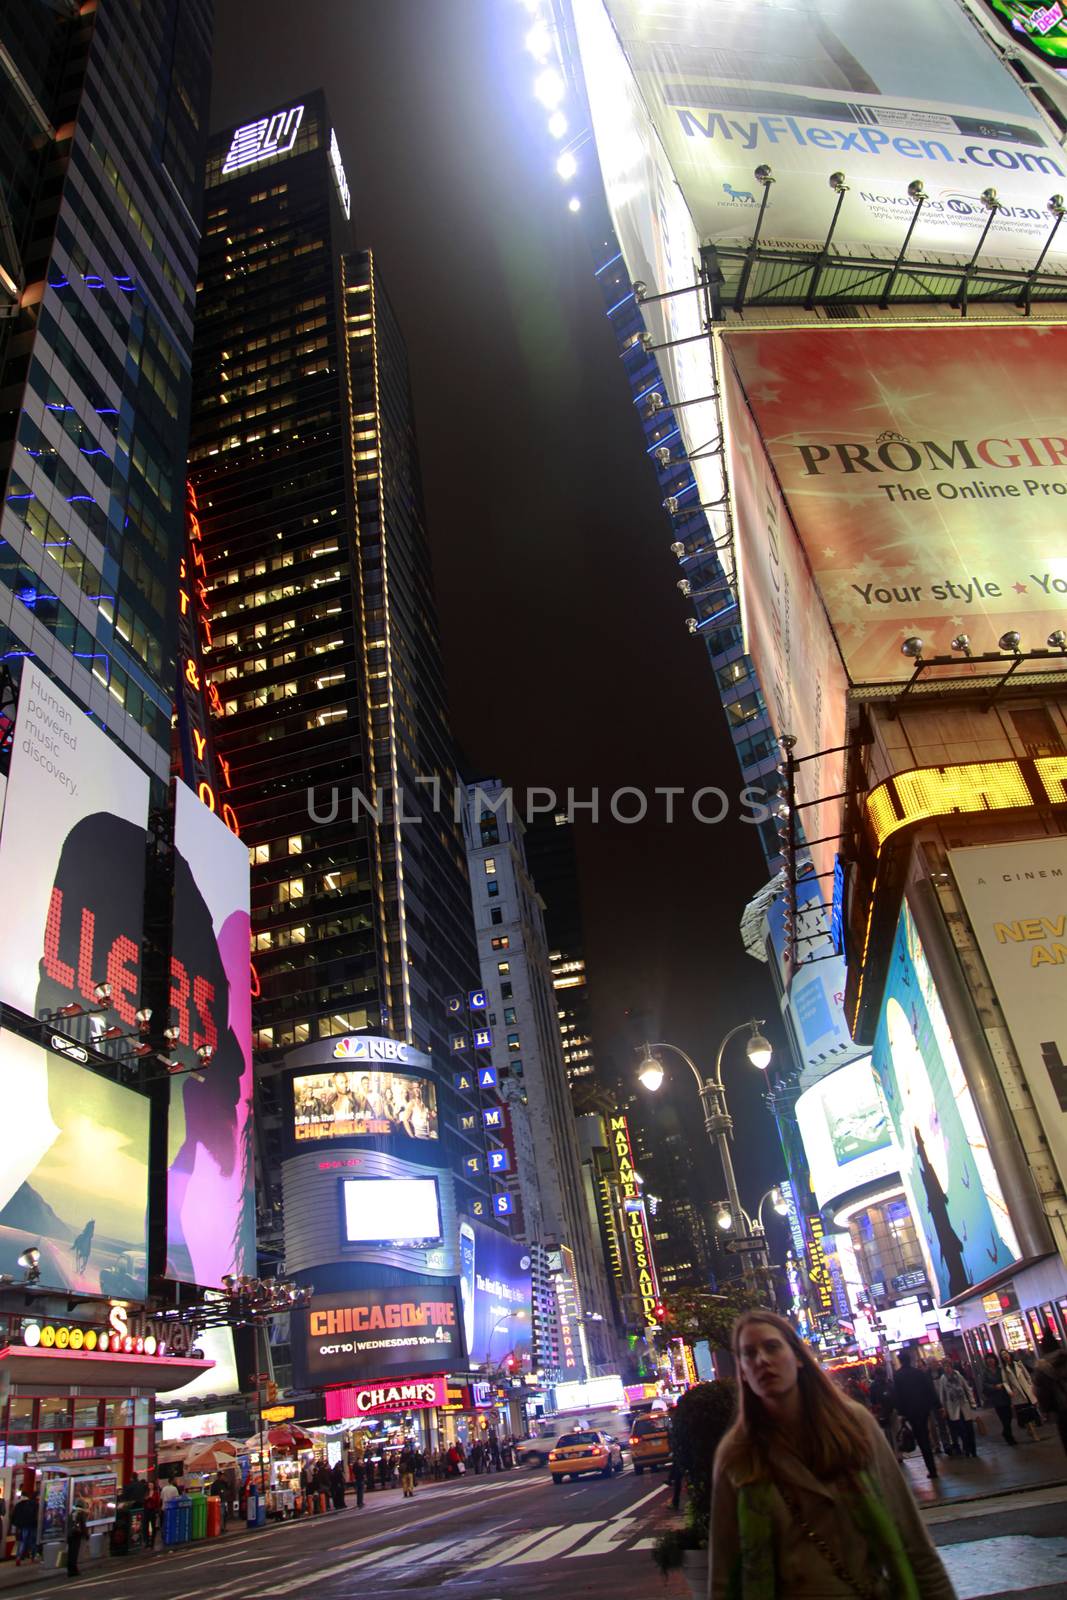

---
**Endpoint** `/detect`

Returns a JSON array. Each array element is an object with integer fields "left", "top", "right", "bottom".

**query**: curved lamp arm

[{"left": 642, "top": 1039, "right": 706, "bottom": 1093}]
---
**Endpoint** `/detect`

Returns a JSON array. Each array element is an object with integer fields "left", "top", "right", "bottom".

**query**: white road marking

[
  {"left": 465, "top": 1528, "right": 561, "bottom": 1569},
  {"left": 941, "top": 1534, "right": 1067, "bottom": 1598},
  {"left": 255, "top": 1545, "right": 410, "bottom": 1593},
  {"left": 510, "top": 1521, "right": 602, "bottom": 1564},
  {"left": 925, "top": 1484, "right": 1067, "bottom": 1526}
]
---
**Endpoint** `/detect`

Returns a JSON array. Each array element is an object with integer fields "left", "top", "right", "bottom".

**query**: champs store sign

[
  {"left": 610, "top": 1114, "right": 660, "bottom": 1326},
  {"left": 295, "top": 1286, "right": 462, "bottom": 1387}
]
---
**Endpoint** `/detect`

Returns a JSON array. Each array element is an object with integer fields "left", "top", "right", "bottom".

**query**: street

[{"left": 5, "top": 1451, "right": 1067, "bottom": 1600}]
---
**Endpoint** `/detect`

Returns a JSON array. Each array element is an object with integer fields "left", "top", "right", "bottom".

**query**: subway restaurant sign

[{"left": 610, "top": 1113, "right": 660, "bottom": 1326}]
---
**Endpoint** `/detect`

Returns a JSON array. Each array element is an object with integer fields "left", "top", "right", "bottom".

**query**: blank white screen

[{"left": 343, "top": 1177, "right": 441, "bottom": 1243}]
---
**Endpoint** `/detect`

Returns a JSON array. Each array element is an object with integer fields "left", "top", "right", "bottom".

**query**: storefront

[
  {"left": 954, "top": 1257, "right": 1067, "bottom": 1365},
  {"left": 1, "top": 1317, "right": 213, "bottom": 1565}
]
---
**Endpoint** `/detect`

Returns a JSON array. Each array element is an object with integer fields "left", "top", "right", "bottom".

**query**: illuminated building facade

[
  {"left": 462, "top": 779, "right": 617, "bottom": 1366},
  {"left": 0, "top": 0, "right": 213, "bottom": 778},
  {"left": 189, "top": 94, "right": 492, "bottom": 1227},
  {"left": 523, "top": 813, "right": 598, "bottom": 1089}
]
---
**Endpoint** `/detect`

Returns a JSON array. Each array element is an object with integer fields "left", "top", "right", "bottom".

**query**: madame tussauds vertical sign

[{"left": 610, "top": 1114, "right": 660, "bottom": 1325}]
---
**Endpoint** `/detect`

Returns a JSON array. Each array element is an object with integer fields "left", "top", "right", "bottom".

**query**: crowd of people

[{"left": 707, "top": 1312, "right": 1067, "bottom": 1599}]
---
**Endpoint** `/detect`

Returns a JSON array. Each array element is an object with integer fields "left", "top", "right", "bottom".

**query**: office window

[
  {"left": 490, "top": 907, "right": 503, "bottom": 925},
  {"left": 501, "top": 982, "right": 513, "bottom": 999},
  {"left": 484, "top": 857, "right": 496, "bottom": 875},
  {"left": 503, "top": 1007, "right": 516, "bottom": 1025},
  {"left": 487, "top": 880, "right": 500, "bottom": 898},
  {"left": 497, "top": 960, "right": 510, "bottom": 976},
  {"left": 491, "top": 936, "right": 509, "bottom": 951},
  {"left": 507, "top": 1033, "right": 521, "bottom": 1053}
]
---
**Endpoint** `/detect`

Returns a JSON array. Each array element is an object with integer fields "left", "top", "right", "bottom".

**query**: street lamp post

[{"left": 637, "top": 1024, "right": 773, "bottom": 1291}]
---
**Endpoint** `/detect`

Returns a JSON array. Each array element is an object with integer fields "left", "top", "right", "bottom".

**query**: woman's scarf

[{"left": 727, "top": 1472, "right": 920, "bottom": 1600}]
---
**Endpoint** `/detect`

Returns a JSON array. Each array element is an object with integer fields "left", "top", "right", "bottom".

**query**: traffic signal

[
  {"left": 652, "top": 1301, "right": 669, "bottom": 1324},
  {"left": 266, "top": 1380, "right": 279, "bottom": 1404}
]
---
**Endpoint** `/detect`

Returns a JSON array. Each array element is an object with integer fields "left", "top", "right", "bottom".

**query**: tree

[{"left": 654, "top": 1282, "right": 770, "bottom": 1353}]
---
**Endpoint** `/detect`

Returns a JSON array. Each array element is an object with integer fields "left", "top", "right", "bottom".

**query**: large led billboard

[
  {"left": 573, "top": 0, "right": 1067, "bottom": 269},
  {"left": 342, "top": 1178, "right": 442, "bottom": 1246},
  {"left": 291, "top": 1285, "right": 463, "bottom": 1386},
  {"left": 293, "top": 1069, "right": 438, "bottom": 1142},
  {"left": 458, "top": 1218, "right": 533, "bottom": 1370},
  {"left": 721, "top": 355, "right": 848, "bottom": 888},
  {"left": 0, "top": 1029, "right": 149, "bottom": 1295},
  {"left": 724, "top": 324, "right": 1067, "bottom": 685},
  {"left": 166, "top": 783, "right": 255, "bottom": 1288},
  {"left": 950, "top": 838, "right": 1067, "bottom": 1197},
  {"left": 0, "top": 670, "right": 149, "bottom": 1023},
  {"left": 795, "top": 1058, "right": 897, "bottom": 1210},
  {"left": 872, "top": 902, "right": 1020, "bottom": 1302}
]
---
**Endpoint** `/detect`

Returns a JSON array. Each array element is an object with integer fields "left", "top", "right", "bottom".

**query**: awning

[
  {"left": 0, "top": 1343, "right": 215, "bottom": 1390},
  {"left": 941, "top": 1253, "right": 1057, "bottom": 1310}
]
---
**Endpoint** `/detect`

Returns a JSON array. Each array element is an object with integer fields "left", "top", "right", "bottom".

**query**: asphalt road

[
  {"left": 49, "top": 1467, "right": 687, "bottom": 1600},
  {"left": 15, "top": 1469, "right": 1067, "bottom": 1600}
]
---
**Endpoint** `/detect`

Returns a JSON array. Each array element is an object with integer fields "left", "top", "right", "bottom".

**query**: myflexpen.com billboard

[
  {"left": 724, "top": 324, "right": 1067, "bottom": 684},
  {"left": 575, "top": 0, "right": 1067, "bottom": 268}
]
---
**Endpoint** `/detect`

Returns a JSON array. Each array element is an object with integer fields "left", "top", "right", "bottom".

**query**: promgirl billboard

[{"left": 724, "top": 324, "right": 1067, "bottom": 684}]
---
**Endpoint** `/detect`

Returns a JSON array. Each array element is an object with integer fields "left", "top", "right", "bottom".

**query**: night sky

[{"left": 211, "top": 0, "right": 784, "bottom": 1215}]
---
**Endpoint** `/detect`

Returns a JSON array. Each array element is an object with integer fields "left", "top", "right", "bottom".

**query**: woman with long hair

[{"left": 710, "top": 1311, "right": 956, "bottom": 1599}]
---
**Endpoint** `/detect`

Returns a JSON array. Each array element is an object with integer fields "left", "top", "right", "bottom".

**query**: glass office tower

[
  {"left": 0, "top": 0, "right": 213, "bottom": 778},
  {"left": 190, "top": 94, "right": 492, "bottom": 1218}
]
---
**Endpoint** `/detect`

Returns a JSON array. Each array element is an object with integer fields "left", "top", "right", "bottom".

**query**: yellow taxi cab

[
  {"left": 548, "top": 1429, "right": 624, "bottom": 1482},
  {"left": 629, "top": 1412, "right": 672, "bottom": 1474}
]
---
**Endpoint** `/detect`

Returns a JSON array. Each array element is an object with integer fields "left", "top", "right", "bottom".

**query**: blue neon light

[
  {"left": 646, "top": 426, "right": 680, "bottom": 453},
  {"left": 605, "top": 290, "right": 636, "bottom": 316},
  {"left": 595, "top": 251, "right": 622, "bottom": 275}
]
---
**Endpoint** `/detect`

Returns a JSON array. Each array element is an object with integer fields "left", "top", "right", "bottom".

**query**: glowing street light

[
  {"left": 534, "top": 67, "right": 565, "bottom": 110},
  {"left": 567, "top": 195, "right": 581, "bottom": 213},
  {"left": 548, "top": 110, "right": 568, "bottom": 140},
  {"left": 556, "top": 150, "right": 577, "bottom": 181}
]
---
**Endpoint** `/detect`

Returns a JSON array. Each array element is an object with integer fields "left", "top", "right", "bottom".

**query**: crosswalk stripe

[
  {"left": 510, "top": 1522, "right": 602, "bottom": 1564},
  {"left": 465, "top": 1528, "right": 559, "bottom": 1569},
  {"left": 255, "top": 1545, "right": 409, "bottom": 1593}
]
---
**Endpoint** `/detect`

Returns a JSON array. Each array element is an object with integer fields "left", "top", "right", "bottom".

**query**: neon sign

[
  {"left": 609, "top": 1113, "right": 660, "bottom": 1325},
  {"left": 176, "top": 481, "right": 239, "bottom": 836},
  {"left": 221, "top": 105, "right": 304, "bottom": 175},
  {"left": 329, "top": 129, "right": 351, "bottom": 220}
]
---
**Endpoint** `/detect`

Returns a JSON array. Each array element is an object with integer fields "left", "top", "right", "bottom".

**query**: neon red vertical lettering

[
  {"left": 169, "top": 957, "right": 191, "bottom": 1046},
  {"left": 192, "top": 977, "right": 217, "bottom": 1054},
  {"left": 42, "top": 889, "right": 75, "bottom": 988},
  {"left": 77, "top": 908, "right": 96, "bottom": 1000},
  {"left": 106, "top": 935, "right": 139, "bottom": 1026}
]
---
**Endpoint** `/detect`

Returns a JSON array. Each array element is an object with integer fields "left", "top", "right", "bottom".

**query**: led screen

[
  {"left": 0, "top": 1028, "right": 149, "bottom": 1296},
  {"left": 163, "top": 1325, "right": 240, "bottom": 1403},
  {"left": 166, "top": 784, "right": 255, "bottom": 1288},
  {"left": 342, "top": 1177, "right": 441, "bottom": 1245},
  {"left": 795, "top": 1058, "right": 898, "bottom": 1210},
  {"left": 0, "top": 669, "right": 149, "bottom": 1023},
  {"left": 293, "top": 1069, "right": 438, "bottom": 1141},
  {"left": 872, "top": 902, "right": 1020, "bottom": 1303}
]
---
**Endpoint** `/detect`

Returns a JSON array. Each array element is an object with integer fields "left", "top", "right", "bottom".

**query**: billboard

[
  {"left": 724, "top": 324, "right": 1067, "bottom": 685},
  {"left": 166, "top": 783, "right": 255, "bottom": 1288},
  {"left": 291, "top": 1285, "right": 463, "bottom": 1387},
  {"left": 722, "top": 357, "right": 848, "bottom": 889},
  {"left": 872, "top": 902, "right": 1020, "bottom": 1302},
  {"left": 570, "top": 0, "right": 727, "bottom": 529},
  {"left": 577, "top": 0, "right": 1067, "bottom": 268},
  {"left": 795, "top": 1058, "right": 897, "bottom": 1209},
  {"left": 980, "top": 2, "right": 1067, "bottom": 66},
  {"left": 458, "top": 1218, "right": 533, "bottom": 1370},
  {"left": 950, "top": 838, "right": 1067, "bottom": 1195},
  {"left": 0, "top": 1028, "right": 149, "bottom": 1295},
  {"left": 342, "top": 1177, "right": 442, "bottom": 1246},
  {"left": 164, "top": 1325, "right": 239, "bottom": 1403},
  {"left": 0, "top": 669, "right": 149, "bottom": 1023},
  {"left": 293, "top": 1068, "right": 438, "bottom": 1142}
]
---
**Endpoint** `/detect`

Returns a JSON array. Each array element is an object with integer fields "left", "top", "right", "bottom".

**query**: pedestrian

[
  {"left": 314, "top": 1458, "right": 332, "bottom": 1505},
  {"left": 352, "top": 1451, "right": 366, "bottom": 1508},
  {"left": 938, "top": 1361, "right": 978, "bottom": 1458},
  {"left": 1001, "top": 1350, "right": 1042, "bottom": 1441},
  {"left": 208, "top": 1473, "right": 230, "bottom": 1528},
  {"left": 925, "top": 1362, "right": 955, "bottom": 1456},
  {"left": 867, "top": 1368, "right": 898, "bottom": 1457},
  {"left": 709, "top": 1311, "right": 957, "bottom": 1600},
  {"left": 981, "top": 1352, "right": 1018, "bottom": 1446},
  {"left": 446, "top": 1442, "right": 461, "bottom": 1477},
  {"left": 330, "top": 1460, "right": 346, "bottom": 1509},
  {"left": 399, "top": 1443, "right": 416, "bottom": 1499},
  {"left": 67, "top": 1499, "right": 89, "bottom": 1578},
  {"left": 12, "top": 1489, "right": 40, "bottom": 1566},
  {"left": 143, "top": 1481, "right": 162, "bottom": 1548},
  {"left": 891, "top": 1348, "right": 941, "bottom": 1478},
  {"left": 1034, "top": 1332, "right": 1067, "bottom": 1455}
]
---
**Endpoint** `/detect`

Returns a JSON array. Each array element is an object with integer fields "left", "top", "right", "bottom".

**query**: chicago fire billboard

[
  {"left": 724, "top": 324, "right": 1067, "bottom": 684},
  {"left": 572, "top": 0, "right": 1067, "bottom": 269},
  {"left": 291, "top": 1285, "right": 463, "bottom": 1386},
  {"left": 166, "top": 782, "right": 255, "bottom": 1287},
  {"left": 0, "top": 669, "right": 149, "bottom": 1023}
]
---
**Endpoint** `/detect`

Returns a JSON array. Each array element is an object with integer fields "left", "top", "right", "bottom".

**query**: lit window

[
  {"left": 484, "top": 858, "right": 497, "bottom": 875},
  {"left": 507, "top": 1033, "right": 521, "bottom": 1053},
  {"left": 497, "top": 960, "right": 510, "bottom": 976},
  {"left": 491, "top": 935, "right": 510, "bottom": 951}
]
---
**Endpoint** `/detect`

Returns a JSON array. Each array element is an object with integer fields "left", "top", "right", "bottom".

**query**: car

[
  {"left": 515, "top": 1431, "right": 556, "bottom": 1468},
  {"left": 629, "top": 1413, "right": 672, "bottom": 1474},
  {"left": 548, "top": 1430, "right": 624, "bottom": 1482}
]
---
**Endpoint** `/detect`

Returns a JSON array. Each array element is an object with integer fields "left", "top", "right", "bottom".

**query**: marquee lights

[{"left": 221, "top": 105, "right": 304, "bottom": 176}]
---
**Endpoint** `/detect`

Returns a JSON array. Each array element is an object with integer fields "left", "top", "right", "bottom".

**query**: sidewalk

[
  {"left": 0, "top": 1466, "right": 526, "bottom": 1592},
  {"left": 901, "top": 1417, "right": 1067, "bottom": 1508}
]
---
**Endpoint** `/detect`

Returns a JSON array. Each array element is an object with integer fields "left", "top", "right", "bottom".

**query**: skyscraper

[
  {"left": 0, "top": 0, "right": 213, "bottom": 778},
  {"left": 190, "top": 93, "right": 491, "bottom": 1224},
  {"left": 523, "top": 811, "right": 598, "bottom": 1091}
]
